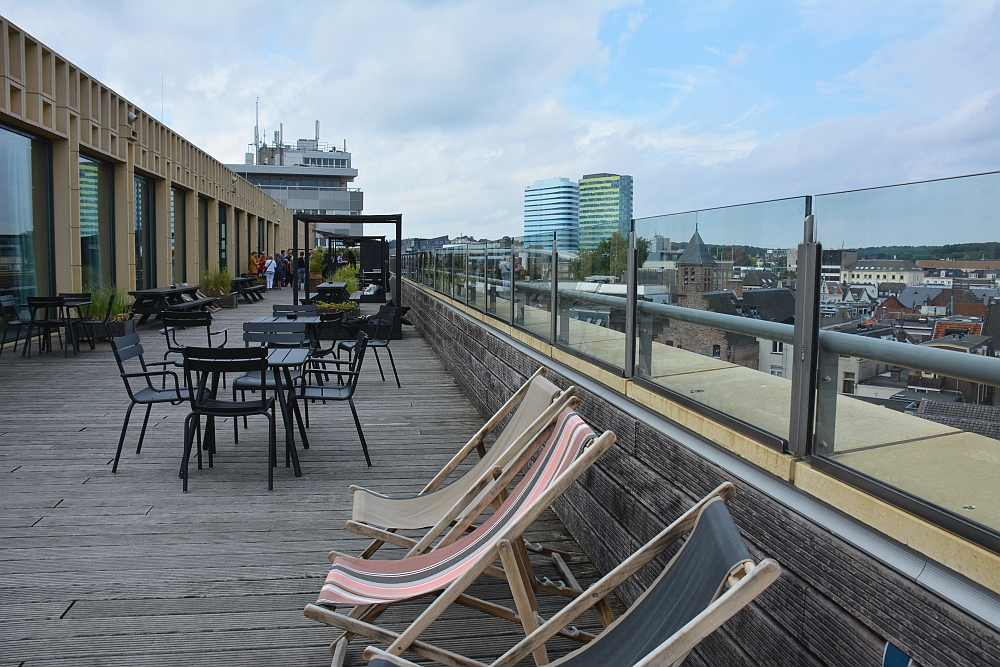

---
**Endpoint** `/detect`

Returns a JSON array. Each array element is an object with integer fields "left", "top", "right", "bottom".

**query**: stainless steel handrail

[{"left": 513, "top": 280, "right": 1000, "bottom": 388}]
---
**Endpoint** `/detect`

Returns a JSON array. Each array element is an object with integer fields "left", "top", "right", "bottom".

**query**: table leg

[
  {"left": 285, "top": 366, "right": 310, "bottom": 450},
  {"left": 272, "top": 365, "right": 302, "bottom": 477}
]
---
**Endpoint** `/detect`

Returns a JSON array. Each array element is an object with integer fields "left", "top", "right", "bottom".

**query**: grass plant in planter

[
  {"left": 200, "top": 267, "right": 236, "bottom": 308},
  {"left": 88, "top": 284, "right": 134, "bottom": 339},
  {"left": 315, "top": 300, "right": 361, "bottom": 317}
]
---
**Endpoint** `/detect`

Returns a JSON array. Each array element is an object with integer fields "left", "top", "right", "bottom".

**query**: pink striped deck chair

[{"left": 305, "top": 408, "right": 617, "bottom": 667}]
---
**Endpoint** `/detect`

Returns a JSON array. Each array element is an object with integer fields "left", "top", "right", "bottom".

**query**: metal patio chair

[
  {"left": 23, "top": 296, "right": 76, "bottom": 357},
  {"left": 110, "top": 333, "right": 191, "bottom": 473},
  {"left": 72, "top": 293, "right": 115, "bottom": 349},
  {"left": 181, "top": 346, "right": 277, "bottom": 491},
  {"left": 337, "top": 305, "right": 400, "bottom": 387},
  {"left": 297, "top": 331, "right": 372, "bottom": 466},
  {"left": 0, "top": 294, "right": 26, "bottom": 358},
  {"left": 159, "top": 311, "right": 229, "bottom": 362}
]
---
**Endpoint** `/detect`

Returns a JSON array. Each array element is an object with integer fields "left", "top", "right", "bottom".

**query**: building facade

[
  {"left": 841, "top": 259, "right": 923, "bottom": 287},
  {"left": 523, "top": 177, "right": 578, "bottom": 251},
  {"left": 578, "top": 173, "right": 632, "bottom": 250},
  {"left": 228, "top": 128, "right": 362, "bottom": 240},
  {"left": 0, "top": 17, "right": 292, "bottom": 311}
]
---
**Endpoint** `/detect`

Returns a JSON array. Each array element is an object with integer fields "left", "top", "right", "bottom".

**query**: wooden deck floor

[{"left": 0, "top": 294, "right": 612, "bottom": 666}]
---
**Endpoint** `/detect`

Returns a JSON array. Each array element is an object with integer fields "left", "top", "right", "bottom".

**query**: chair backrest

[
  {"left": 243, "top": 320, "right": 308, "bottom": 348},
  {"left": 371, "top": 305, "right": 397, "bottom": 341},
  {"left": 162, "top": 311, "right": 213, "bottom": 328},
  {"left": 315, "top": 311, "right": 344, "bottom": 351},
  {"left": 556, "top": 498, "right": 755, "bottom": 667},
  {"left": 344, "top": 332, "right": 369, "bottom": 395},
  {"left": 27, "top": 296, "right": 64, "bottom": 320},
  {"left": 58, "top": 292, "right": 91, "bottom": 301},
  {"left": 111, "top": 333, "right": 152, "bottom": 399},
  {"left": 183, "top": 346, "right": 270, "bottom": 409},
  {"left": 0, "top": 294, "right": 23, "bottom": 325},
  {"left": 273, "top": 303, "right": 318, "bottom": 316}
]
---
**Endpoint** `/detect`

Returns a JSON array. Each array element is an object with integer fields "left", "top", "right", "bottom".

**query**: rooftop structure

[
  {"left": 842, "top": 259, "right": 923, "bottom": 287},
  {"left": 227, "top": 121, "right": 363, "bottom": 239}
]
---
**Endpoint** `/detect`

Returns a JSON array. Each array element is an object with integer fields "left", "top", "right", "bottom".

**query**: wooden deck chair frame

[
  {"left": 343, "top": 368, "right": 576, "bottom": 561},
  {"left": 304, "top": 421, "right": 618, "bottom": 667},
  {"left": 359, "top": 482, "right": 781, "bottom": 667}
]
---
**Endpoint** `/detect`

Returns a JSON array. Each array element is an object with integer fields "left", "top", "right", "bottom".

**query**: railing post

[
  {"left": 815, "top": 346, "right": 838, "bottom": 456},
  {"left": 550, "top": 232, "right": 558, "bottom": 345},
  {"left": 789, "top": 209, "right": 821, "bottom": 457},
  {"left": 509, "top": 243, "right": 516, "bottom": 324},
  {"left": 624, "top": 228, "right": 637, "bottom": 378}
]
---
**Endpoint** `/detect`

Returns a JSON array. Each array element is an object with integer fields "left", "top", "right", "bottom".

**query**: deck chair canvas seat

[
  {"left": 361, "top": 484, "right": 782, "bottom": 667},
  {"left": 350, "top": 370, "right": 569, "bottom": 532},
  {"left": 305, "top": 408, "right": 616, "bottom": 667}
]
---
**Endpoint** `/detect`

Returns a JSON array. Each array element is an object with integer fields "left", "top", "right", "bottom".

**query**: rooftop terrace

[{"left": 0, "top": 299, "right": 612, "bottom": 666}]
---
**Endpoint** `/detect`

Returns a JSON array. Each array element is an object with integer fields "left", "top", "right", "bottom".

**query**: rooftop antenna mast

[{"left": 254, "top": 97, "right": 260, "bottom": 163}]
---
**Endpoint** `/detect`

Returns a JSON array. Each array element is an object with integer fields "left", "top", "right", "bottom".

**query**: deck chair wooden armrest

[
  {"left": 422, "top": 367, "right": 550, "bottom": 493},
  {"left": 363, "top": 647, "right": 423, "bottom": 667},
  {"left": 490, "top": 482, "right": 737, "bottom": 667},
  {"left": 348, "top": 485, "right": 391, "bottom": 498}
]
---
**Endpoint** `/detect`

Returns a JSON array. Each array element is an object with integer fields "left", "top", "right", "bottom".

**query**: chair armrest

[
  {"left": 362, "top": 648, "right": 421, "bottom": 667},
  {"left": 123, "top": 370, "right": 182, "bottom": 399},
  {"left": 144, "top": 360, "right": 175, "bottom": 367},
  {"left": 210, "top": 328, "right": 229, "bottom": 347}
]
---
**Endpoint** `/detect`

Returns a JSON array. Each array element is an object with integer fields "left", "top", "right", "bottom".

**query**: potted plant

[
  {"left": 89, "top": 284, "right": 135, "bottom": 339},
  {"left": 315, "top": 300, "right": 361, "bottom": 317},
  {"left": 308, "top": 247, "right": 326, "bottom": 286},
  {"left": 201, "top": 267, "right": 237, "bottom": 308}
]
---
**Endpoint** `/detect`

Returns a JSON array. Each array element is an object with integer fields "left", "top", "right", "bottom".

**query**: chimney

[{"left": 315, "top": 120, "right": 320, "bottom": 142}]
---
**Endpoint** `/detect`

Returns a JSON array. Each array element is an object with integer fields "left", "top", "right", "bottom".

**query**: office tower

[
  {"left": 523, "top": 178, "right": 579, "bottom": 251},
  {"left": 578, "top": 173, "right": 633, "bottom": 250}
]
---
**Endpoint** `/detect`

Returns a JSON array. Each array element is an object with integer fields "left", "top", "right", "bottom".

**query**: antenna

[
  {"left": 315, "top": 120, "right": 320, "bottom": 142},
  {"left": 254, "top": 97, "right": 259, "bottom": 163}
]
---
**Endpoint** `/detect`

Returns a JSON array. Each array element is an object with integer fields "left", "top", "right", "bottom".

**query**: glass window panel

[
  {"left": 513, "top": 233, "right": 553, "bottom": 339},
  {"left": 170, "top": 188, "right": 186, "bottom": 283},
  {"left": 218, "top": 203, "right": 227, "bottom": 270},
  {"left": 133, "top": 174, "right": 155, "bottom": 290},
  {"left": 79, "top": 155, "right": 114, "bottom": 289},
  {"left": 0, "top": 124, "right": 52, "bottom": 308}
]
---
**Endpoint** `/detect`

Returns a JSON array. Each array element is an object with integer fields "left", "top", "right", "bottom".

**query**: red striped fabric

[{"left": 317, "top": 408, "right": 596, "bottom": 606}]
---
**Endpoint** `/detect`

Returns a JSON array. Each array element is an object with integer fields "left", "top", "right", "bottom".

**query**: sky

[{"left": 2, "top": 0, "right": 998, "bottom": 248}]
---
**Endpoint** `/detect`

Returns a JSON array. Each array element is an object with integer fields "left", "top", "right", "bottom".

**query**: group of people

[{"left": 248, "top": 250, "right": 308, "bottom": 290}]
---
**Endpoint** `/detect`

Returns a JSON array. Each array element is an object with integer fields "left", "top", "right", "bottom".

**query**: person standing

[
  {"left": 296, "top": 251, "right": 306, "bottom": 288},
  {"left": 273, "top": 252, "right": 285, "bottom": 290},
  {"left": 264, "top": 253, "right": 277, "bottom": 289},
  {"left": 249, "top": 252, "right": 259, "bottom": 280}
]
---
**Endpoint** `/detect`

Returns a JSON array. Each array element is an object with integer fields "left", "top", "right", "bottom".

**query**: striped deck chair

[
  {"left": 305, "top": 408, "right": 616, "bottom": 667},
  {"left": 346, "top": 368, "right": 577, "bottom": 562},
  {"left": 361, "top": 483, "right": 782, "bottom": 667}
]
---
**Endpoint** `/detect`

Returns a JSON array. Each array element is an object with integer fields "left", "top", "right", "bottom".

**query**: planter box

[
  {"left": 215, "top": 293, "right": 238, "bottom": 309},
  {"left": 317, "top": 306, "right": 361, "bottom": 318},
  {"left": 99, "top": 319, "right": 136, "bottom": 341},
  {"left": 308, "top": 272, "right": 324, "bottom": 286}
]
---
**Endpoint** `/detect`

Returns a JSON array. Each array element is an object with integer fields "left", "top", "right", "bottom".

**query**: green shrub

[
  {"left": 199, "top": 266, "right": 232, "bottom": 296},
  {"left": 309, "top": 247, "right": 326, "bottom": 272},
  {"left": 331, "top": 264, "right": 360, "bottom": 294},
  {"left": 87, "top": 283, "right": 132, "bottom": 322}
]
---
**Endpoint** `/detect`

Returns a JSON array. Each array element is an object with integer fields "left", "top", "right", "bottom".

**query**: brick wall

[{"left": 403, "top": 281, "right": 1000, "bottom": 667}]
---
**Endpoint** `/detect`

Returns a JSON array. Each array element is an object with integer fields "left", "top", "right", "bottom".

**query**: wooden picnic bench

[
  {"left": 129, "top": 286, "right": 217, "bottom": 325},
  {"left": 233, "top": 276, "right": 267, "bottom": 304}
]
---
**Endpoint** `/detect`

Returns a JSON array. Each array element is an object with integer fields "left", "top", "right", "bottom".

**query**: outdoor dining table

[
  {"left": 62, "top": 297, "right": 91, "bottom": 354},
  {"left": 129, "top": 285, "right": 214, "bottom": 325},
  {"left": 250, "top": 315, "right": 323, "bottom": 349}
]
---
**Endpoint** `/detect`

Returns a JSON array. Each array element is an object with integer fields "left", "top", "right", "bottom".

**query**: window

[
  {"left": 134, "top": 174, "right": 156, "bottom": 289},
  {"left": 170, "top": 188, "right": 186, "bottom": 283},
  {"left": 771, "top": 341, "right": 784, "bottom": 354},
  {"left": 843, "top": 372, "right": 855, "bottom": 394},
  {"left": 0, "top": 124, "right": 52, "bottom": 305},
  {"left": 770, "top": 366, "right": 783, "bottom": 377},
  {"left": 79, "top": 154, "right": 114, "bottom": 289},
  {"left": 712, "top": 345, "right": 721, "bottom": 359},
  {"left": 218, "top": 203, "right": 227, "bottom": 270},
  {"left": 198, "top": 197, "right": 209, "bottom": 269}
]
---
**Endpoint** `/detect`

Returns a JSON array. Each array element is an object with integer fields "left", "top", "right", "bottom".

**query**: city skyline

[{"left": 2, "top": 1, "right": 996, "bottom": 246}]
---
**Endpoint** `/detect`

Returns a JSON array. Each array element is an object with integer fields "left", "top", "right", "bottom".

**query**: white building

[{"left": 840, "top": 259, "right": 922, "bottom": 287}]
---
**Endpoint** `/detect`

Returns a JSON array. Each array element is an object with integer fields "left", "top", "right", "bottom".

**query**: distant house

[
  {"left": 927, "top": 289, "right": 988, "bottom": 318},
  {"left": 897, "top": 286, "right": 944, "bottom": 313},
  {"left": 875, "top": 295, "right": 909, "bottom": 319},
  {"left": 922, "top": 268, "right": 966, "bottom": 288},
  {"left": 931, "top": 320, "right": 983, "bottom": 340},
  {"left": 842, "top": 285, "right": 877, "bottom": 318},
  {"left": 741, "top": 270, "right": 780, "bottom": 291},
  {"left": 702, "top": 288, "right": 797, "bottom": 376},
  {"left": 983, "top": 303, "right": 1000, "bottom": 355},
  {"left": 877, "top": 282, "right": 907, "bottom": 298},
  {"left": 920, "top": 331, "right": 995, "bottom": 404},
  {"left": 841, "top": 259, "right": 922, "bottom": 287}
]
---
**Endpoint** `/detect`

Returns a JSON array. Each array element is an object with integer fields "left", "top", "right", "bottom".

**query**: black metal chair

[
  {"left": 181, "top": 346, "right": 277, "bottom": 491},
  {"left": 311, "top": 310, "right": 345, "bottom": 359},
  {"left": 298, "top": 332, "right": 372, "bottom": 466},
  {"left": 337, "top": 305, "right": 400, "bottom": 387},
  {"left": 110, "top": 333, "right": 190, "bottom": 473},
  {"left": 233, "top": 321, "right": 309, "bottom": 443},
  {"left": 0, "top": 294, "right": 26, "bottom": 359},
  {"left": 23, "top": 296, "right": 76, "bottom": 357},
  {"left": 72, "top": 293, "right": 115, "bottom": 349},
  {"left": 159, "top": 311, "right": 229, "bottom": 361},
  {"left": 273, "top": 303, "right": 318, "bottom": 317}
]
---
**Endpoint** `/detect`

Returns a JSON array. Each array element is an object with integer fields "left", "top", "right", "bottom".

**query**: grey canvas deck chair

[{"left": 360, "top": 482, "right": 781, "bottom": 667}]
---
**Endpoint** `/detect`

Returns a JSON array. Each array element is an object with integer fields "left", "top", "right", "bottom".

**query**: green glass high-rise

[{"left": 578, "top": 173, "right": 633, "bottom": 250}]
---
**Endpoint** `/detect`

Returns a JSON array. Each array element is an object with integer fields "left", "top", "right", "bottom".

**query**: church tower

[{"left": 676, "top": 225, "right": 716, "bottom": 310}]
